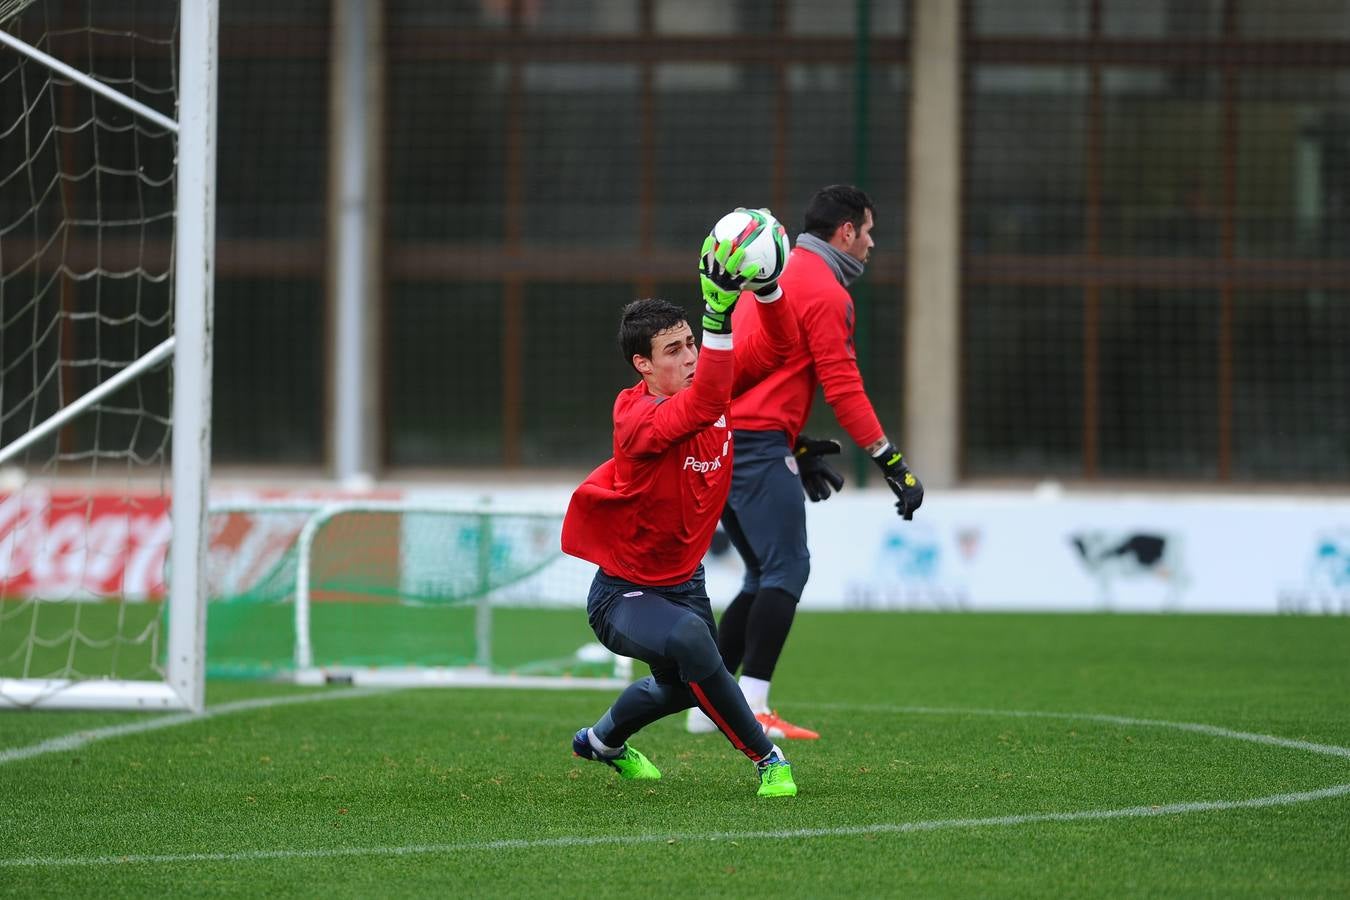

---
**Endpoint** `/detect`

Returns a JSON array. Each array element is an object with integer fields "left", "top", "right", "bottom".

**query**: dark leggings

[{"left": 586, "top": 569, "right": 774, "bottom": 762}]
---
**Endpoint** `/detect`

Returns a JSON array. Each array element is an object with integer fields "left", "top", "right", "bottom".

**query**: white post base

[
  {"left": 0, "top": 679, "right": 194, "bottom": 712},
  {"left": 292, "top": 667, "right": 629, "bottom": 691}
]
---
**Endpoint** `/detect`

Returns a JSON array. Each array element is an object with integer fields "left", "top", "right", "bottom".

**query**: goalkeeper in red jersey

[
  {"left": 687, "top": 185, "right": 924, "bottom": 741},
  {"left": 562, "top": 228, "right": 801, "bottom": 798}
]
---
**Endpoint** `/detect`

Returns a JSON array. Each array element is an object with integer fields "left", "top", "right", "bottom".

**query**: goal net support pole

[{"left": 0, "top": 1, "right": 217, "bottom": 712}]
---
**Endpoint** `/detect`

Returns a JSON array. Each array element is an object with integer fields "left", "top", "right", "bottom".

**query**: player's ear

[
  {"left": 832, "top": 220, "right": 853, "bottom": 248},
  {"left": 632, "top": 354, "right": 653, "bottom": 375}
]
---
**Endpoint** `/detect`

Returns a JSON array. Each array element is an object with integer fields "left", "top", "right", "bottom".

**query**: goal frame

[
  {"left": 208, "top": 500, "right": 631, "bottom": 691},
  {"left": 0, "top": 1, "right": 218, "bottom": 712}
]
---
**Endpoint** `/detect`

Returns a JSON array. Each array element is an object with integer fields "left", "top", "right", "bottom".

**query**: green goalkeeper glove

[
  {"left": 872, "top": 442, "right": 924, "bottom": 520},
  {"left": 699, "top": 235, "right": 760, "bottom": 335}
]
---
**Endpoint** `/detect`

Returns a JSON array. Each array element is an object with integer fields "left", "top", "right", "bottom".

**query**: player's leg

[
  {"left": 664, "top": 576, "right": 797, "bottom": 796},
  {"left": 573, "top": 573, "right": 685, "bottom": 779},
  {"left": 597, "top": 574, "right": 797, "bottom": 796},
  {"left": 590, "top": 654, "right": 695, "bottom": 746},
  {"left": 591, "top": 585, "right": 770, "bottom": 755},
  {"left": 577, "top": 570, "right": 796, "bottom": 795},
  {"left": 715, "top": 505, "right": 761, "bottom": 674},
  {"left": 725, "top": 431, "right": 817, "bottom": 739},
  {"left": 687, "top": 506, "right": 763, "bottom": 734}
]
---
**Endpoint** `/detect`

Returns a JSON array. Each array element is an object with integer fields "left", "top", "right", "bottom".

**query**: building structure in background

[{"left": 77, "top": 0, "right": 1350, "bottom": 485}]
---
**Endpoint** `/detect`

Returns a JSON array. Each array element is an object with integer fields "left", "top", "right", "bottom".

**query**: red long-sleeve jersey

[
  {"left": 561, "top": 295, "right": 798, "bottom": 586},
  {"left": 728, "top": 247, "right": 885, "bottom": 448}
]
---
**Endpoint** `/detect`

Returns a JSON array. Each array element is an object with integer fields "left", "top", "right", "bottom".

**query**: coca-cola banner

[
  {"left": 0, "top": 487, "right": 404, "bottom": 603},
  {"left": 0, "top": 489, "right": 172, "bottom": 600},
  {"left": 14, "top": 482, "right": 1343, "bottom": 614}
]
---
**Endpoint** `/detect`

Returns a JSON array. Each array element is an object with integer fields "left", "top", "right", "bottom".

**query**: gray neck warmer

[{"left": 796, "top": 232, "right": 866, "bottom": 287}]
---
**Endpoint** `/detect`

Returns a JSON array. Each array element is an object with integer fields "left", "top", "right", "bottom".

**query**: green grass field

[{"left": 3, "top": 612, "right": 1348, "bottom": 898}]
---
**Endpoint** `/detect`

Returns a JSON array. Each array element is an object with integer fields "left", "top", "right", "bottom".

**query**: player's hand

[
  {"left": 794, "top": 435, "right": 845, "bottom": 502},
  {"left": 699, "top": 235, "right": 759, "bottom": 334},
  {"left": 872, "top": 442, "right": 923, "bottom": 520}
]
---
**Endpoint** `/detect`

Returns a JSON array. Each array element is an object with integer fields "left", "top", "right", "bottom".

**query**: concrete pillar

[
  {"left": 904, "top": 0, "right": 962, "bottom": 487},
  {"left": 327, "top": 0, "right": 385, "bottom": 485}
]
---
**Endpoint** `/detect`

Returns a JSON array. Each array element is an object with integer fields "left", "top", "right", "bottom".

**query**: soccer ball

[{"left": 709, "top": 207, "right": 790, "bottom": 290}]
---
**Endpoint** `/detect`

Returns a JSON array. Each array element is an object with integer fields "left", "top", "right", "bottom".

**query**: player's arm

[
  {"left": 730, "top": 276, "right": 797, "bottom": 396},
  {"left": 806, "top": 294, "right": 924, "bottom": 519},
  {"left": 624, "top": 346, "right": 734, "bottom": 455},
  {"left": 804, "top": 294, "right": 885, "bottom": 448},
  {"left": 728, "top": 207, "right": 796, "bottom": 394},
  {"left": 621, "top": 237, "right": 754, "bottom": 456}
]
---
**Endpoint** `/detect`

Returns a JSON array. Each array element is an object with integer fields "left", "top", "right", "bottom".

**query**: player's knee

[
  {"left": 664, "top": 613, "right": 720, "bottom": 681},
  {"left": 765, "top": 556, "right": 809, "bottom": 598}
]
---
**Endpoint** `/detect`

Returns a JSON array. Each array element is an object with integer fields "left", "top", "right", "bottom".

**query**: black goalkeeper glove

[
  {"left": 872, "top": 441, "right": 924, "bottom": 520},
  {"left": 794, "top": 435, "right": 845, "bottom": 502}
]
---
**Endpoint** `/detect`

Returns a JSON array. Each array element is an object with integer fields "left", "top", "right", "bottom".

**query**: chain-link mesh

[
  {"left": 964, "top": 0, "right": 1350, "bottom": 482},
  {"left": 383, "top": 0, "right": 909, "bottom": 470},
  {"left": 47, "top": 0, "right": 1337, "bottom": 483}
]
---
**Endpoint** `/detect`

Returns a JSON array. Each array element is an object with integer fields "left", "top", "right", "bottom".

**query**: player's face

[
  {"left": 635, "top": 321, "right": 697, "bottom": 398},
  {"left": 840, "top": 209, "right": 875, "bottom": 264}
]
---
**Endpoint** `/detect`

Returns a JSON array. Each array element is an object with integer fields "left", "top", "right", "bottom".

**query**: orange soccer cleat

[{"left": 756, "top": 710, "right": 820, "bottom": 740}]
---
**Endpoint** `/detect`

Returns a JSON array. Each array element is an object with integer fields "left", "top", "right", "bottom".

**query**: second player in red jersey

[{"left": 686, "top": 185, "right": 925, "bottom": 743}]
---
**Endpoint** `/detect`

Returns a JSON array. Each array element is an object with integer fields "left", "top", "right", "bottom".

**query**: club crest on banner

[
  {"left": 1278, "top": 529, "right": 1350, "bottom": 615},
  {"left": 842, "top": 521, "right": 973, "bottom": 611}
]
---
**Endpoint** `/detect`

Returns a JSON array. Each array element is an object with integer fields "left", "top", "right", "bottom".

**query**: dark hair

[
  {"left": 802, "top": 184, "right": 874, "bottom": 241},
  {"left": 618, "top": 298, "right": 687, "bottom": 371}
]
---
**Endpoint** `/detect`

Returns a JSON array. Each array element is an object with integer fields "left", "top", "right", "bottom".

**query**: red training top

[
  {"left": 561, "top": 295, "right": 799, "bottom": 585},
  {"left": 728, "top": 246, "right": 885, "bottom": 449}
]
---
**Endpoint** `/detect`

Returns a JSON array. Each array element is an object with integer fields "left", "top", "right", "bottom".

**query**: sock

[
  {"left": 758, "top": 743, "right": 787, "bottom": 767},
  {"left": 587, "top": 727, "right": 623, "bottom": 758},
  {"left": 739, "top": 675, "right": 771, "bottom": 714}
]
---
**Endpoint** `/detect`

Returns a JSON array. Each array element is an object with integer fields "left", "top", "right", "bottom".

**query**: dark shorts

[
  {"left": 720, "top": 429, "right": 811, "bottom": 597},
  {"left": 587, "top": 566, "right": 717, "bottom": 684}
]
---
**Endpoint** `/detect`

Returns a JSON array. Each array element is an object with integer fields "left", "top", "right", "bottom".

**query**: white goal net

[
  {"left": 0, "top": 0, "right": 215, "bottom": 710},
  {"left": 206, "top": 501, "right": 629, "bottom": 690}
]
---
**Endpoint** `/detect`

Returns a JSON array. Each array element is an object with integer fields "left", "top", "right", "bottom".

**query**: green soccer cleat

[
  {"left": 572, "top": 728, "right": 662, "bottom": 780},
  {"left": 756, "top": 753, "right": 798, "bottom": 798}
]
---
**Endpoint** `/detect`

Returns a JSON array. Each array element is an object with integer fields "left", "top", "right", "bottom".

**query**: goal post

[
  {"left": 206, "top": 501, "right": 630, "bottom": 691},
  {"left": 0, "top": 0, "right": 217, "bottom": 711},
  {"left": 165, "top": 0, "right": 218, "bottom": 715}
]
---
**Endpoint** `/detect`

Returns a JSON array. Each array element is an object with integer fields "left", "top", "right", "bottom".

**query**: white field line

[
  {"left": 2, "top": 697, "right": 1348, "bottom": 869},
  {"left": 3, "top": 784, "right": 1349, "bottom": 869},
  {"left": 0, "top": 688, "right": 396, "bottom": 766},
  {"left": 795, "top": 702, "right": 1350, "bottom": 761}
]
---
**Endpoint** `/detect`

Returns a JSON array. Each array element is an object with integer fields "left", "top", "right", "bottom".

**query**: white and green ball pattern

[{"left": 709, "top": 207, "right": 791, "bottom": 290}]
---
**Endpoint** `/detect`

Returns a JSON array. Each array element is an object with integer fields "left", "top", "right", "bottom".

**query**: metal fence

[
  {"left": 962, "top": 0, "right": 1350, "bottom": 482},
  {"left": 7, "top": 0, "right": 1347, "bottom": 484}
]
